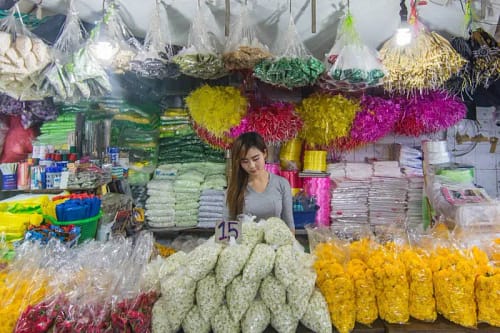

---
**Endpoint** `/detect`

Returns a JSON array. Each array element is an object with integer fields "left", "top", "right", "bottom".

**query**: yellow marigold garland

[
  {"left": 346, "top": 258, "right": 378, "bottom": 326},
  {"left": 314, "top": 242, "right": 356, "bottom": 333},
  {"left": 430, "top": 247, "right": 477, "bottom": 328},
  {"left": 185, "top": 85, "right": 247, "bottom": 138},
  {"left": 476, "top": 266, "right": 500, "bottom": 327},
  {"left": 296, "top": 93, "right": 359, "bottom": 147},
  {"left": 367, "top": 242, "right": 409, "bottom": 324},
  {"left": 0, "top": 268, "right": 50, "bottom": 333},
  {"left": 402, "top": 248, "right": 436, "bottom": 322}
]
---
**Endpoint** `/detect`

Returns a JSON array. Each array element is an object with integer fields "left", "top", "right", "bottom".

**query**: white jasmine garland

[
  {"left": 259, "top": 274, "right": 286, "bottom": 312},
  {"left": 196, "top": 273, "right": 225, "bottom": 322},
  {"left": 215, "top": 242, "right": 252, "bottom": 287},
  {"left": 226, "top": 275, "right": 261, "bottom": 322},
  {"left": 241, "top": 298, "right": 271, "bottom": 333},
  {"left": 263, "top": 217, "right": 294, "bottom": 247},
  {"left": 243, "top": 243, "right": 276, "bottom": 282},
  {"left": 182, "top": 305, "right": 211, "bottom": 333},
  {"left": 211, "top": 304, "right": 241, "bottom": 333},
  {"left": 300, "top": 289, "right": 333, "bottom": 333},
  {"left": 287, "top": 268, "right": 317, "bottom": 319},
  {"left": 270, "top": 303, "right": 299, "bottom": 333}
]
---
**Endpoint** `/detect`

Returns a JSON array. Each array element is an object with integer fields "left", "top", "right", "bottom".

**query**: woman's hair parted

[{"left": 226, "top": 132, "right": 267, "bottom": 220}]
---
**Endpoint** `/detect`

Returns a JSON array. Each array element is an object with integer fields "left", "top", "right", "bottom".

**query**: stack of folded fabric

[
  {"left": 145, "top": 180, "right": 175, "bottom": 228},
  {"left": 373, "top": 160, "right": 402, "bottom": 178},
  {"left": 330, "top": 178, "right": 370, "bottom": 225},
  {"left": 368, "top": 175, "right": 408, "bottom": 228},
  {"left": 198, "top": 189, "right": 225, "bottom": 228},
  {"left": 406, "top": 176, "right": 425, "bottom": 232},
  {"left": 345, "top": 162, "right": 373, "bottom": 180}
]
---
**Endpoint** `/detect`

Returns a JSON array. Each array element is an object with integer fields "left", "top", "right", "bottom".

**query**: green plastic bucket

[{"left": 45, "top": 211, "right": 102, "bottom": 243}]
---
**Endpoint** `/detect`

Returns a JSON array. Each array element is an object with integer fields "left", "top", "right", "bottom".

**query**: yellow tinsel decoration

[
  {"left": 185, "top": 85, "right": 247, "bottom": 138},
  {"left": 0, "top": 269, "right": 51, "bottom": 333},
  {"left": 402, "top": 248, "right": 436, "bottom": 322},
  {"left": 296, "top": 93, "right": 359, "bottom": 147},
  {"left": 346, "top": 258, "right": 378, "bottom": 326},
  {"left": 314, "top": 242, "right": 356, "bottom": 333},
  {"left": 476, "top": 266, "right": 500, "bottom": 327},
  {"left": 367, "top": 242, "right": 409, "bottom": 324},
  {"left": 430, "top": 247, "right": 477, "bottom": 328}
]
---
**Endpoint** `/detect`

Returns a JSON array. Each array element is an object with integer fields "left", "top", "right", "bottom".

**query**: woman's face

[{"left": 240, "top": 147, "right": 266, "bottom": 176}]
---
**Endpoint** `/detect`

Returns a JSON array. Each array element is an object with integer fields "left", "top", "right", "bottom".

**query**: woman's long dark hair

[{"left": 226, "top": 132, "right": 267, "bottom": 219}]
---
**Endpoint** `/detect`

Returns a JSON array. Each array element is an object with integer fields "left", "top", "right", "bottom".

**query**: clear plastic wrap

[
  {"left": 182, "top": 305, "right": 211, "bottom": 333},
  {"left": 172, "top": 3, "right": 227, "bottom": 79},
  {"left": 129, "top": 0, "right": 180, "bottom": 79},
  {"left": 88, "top": 0, "right": 139, "bottom": 73},
  {"left": 185, "top": 239, "right": 223, "bottom": 281},
  {"left": 159, "top": 273, "right": 196, "bottom": 331},
  {"left": 475, "top": 265, "right": 500, "bottom": 327},
  {"left": 274, "top": 245, "right": 300, "bottom": 288},
  {"left": 270, "top": 303, "right": 299, "bottom": 333},
  {"left": 287, "top": 267, "right": 316, "bottom": 320},
  {"left": 259, "top": 274, "right": 286, "bottom": 312},
  {"left": 211, "top": 304, "right": 240, "bottom": 333},
  {"left": 253, "top": 12, "right": 324, "bottom": 89},
  {"left": 241, "top": 298, "right": 271, "bottom": 333},
  {"left": 222, "top": 3, "right": 272, "bottom": 71},
  {"left": 366, "top": 242, "right": 409, "bottom": 325},
  {"left": 300, "top": 289, "right": 332, "bottom": 333},
  {"left": 319, "top": 11, "right": 384, "bottom": 92},
  {"left": 263, "top": 217, "right": 294, "bottom": 247},
  {"left": 430, "top": 245, "right": 478, "bottom": 328},
  {"left": 196, "top": 273, "right": 225, "bottom": 322},
  {"left": 345, "top": 258, "right": 378, "bottom": 326},
  {"left": 242, "top": 243, "right": 276, "bottom": 282},
  {"left": 226, "top": 274, "right": 260, "bottom": 322},
  {"left": 0, "top": 5, "right": 52, "bottom": 100},
  {"left": 215, "top": 239, "right": 252, "bottom": 287}
]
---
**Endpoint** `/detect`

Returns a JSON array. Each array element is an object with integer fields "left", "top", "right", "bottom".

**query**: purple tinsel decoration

[
  {"left": 0, "top": 94, "right": 58, "bottom": 128},
  {"left": 350, "top": 95, "right": 401, "bottom": 143},
  {"left": 395, "top": 91, "right": 467, "bottom": 137}
]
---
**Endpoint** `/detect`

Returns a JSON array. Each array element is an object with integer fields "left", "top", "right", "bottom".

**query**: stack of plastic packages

[
  {"left": 198, "top": 163, "right": 227, "bottom": 228},
  {"left": 396, "top": 145, "right": 424, "bottom": 231},
  {"left": 328, "top": 163, "right": 371, "bottom": 226},
  {"left": 174, "top": 169, "right": 204, "bottom": 227},
  {"left": 35, "top": 107, "right": 77, "bottom": 150},
  {"left": 109, "top": 100, "right": 159, "bottom": 184},
  {"left": 373, "top": 161, "right": 401, "bottom": 178},
  {"left": 145, "top": 179, "right": 175, "bottom": 228},
  {"left": 158, "top": 107, "right": 224, "bottom": 164},
  {"left": 369, "top": 171, "right": 408, "bottom": 230}
]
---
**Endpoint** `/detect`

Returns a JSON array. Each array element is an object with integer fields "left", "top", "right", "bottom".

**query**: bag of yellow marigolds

[
  {"left": 430, "top": 245, "right": 478, "bottom": 328},
  {"left": 314, "top": 239, "right": 355, "bottom": 333},
  {"left": 366, "top": 241, "right": 410, "bottom": 324},
  {"left": 476, "top": 265, "right": 500, "bottom": 327},
  {"left": 401, "top": 241, "right": 436, "bottom": 322},
  {"left": 346, "top": 237, "right": 378, "bottom": 326}
]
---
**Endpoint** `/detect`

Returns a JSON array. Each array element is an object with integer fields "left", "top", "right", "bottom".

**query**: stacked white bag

[{"left": 145, "top": 180, "right": 175, "bottom": 227}]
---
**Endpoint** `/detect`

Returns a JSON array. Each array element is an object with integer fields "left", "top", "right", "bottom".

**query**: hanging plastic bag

[
  {"left": 88, "top": 0, "right": 139, "bottom": 74},
  {"left": 38, "top": 0, "right": 111, "bottom": 101},
  {"left": 222, "top": 3, "right": 272, "bottom": 71},
  {"left": 0, "top": 4, "right": 52, "bottom": 100},
  {"left": 319, "top": 11, "right": 385, "bottom": 92},
  {"left": 172, "top": 3, "right": 227, "bottom": 79},
  {"left": 129, "top": 0, "right": 180, "bottom": 79},
  {"left": 253, "top": 11, "right": 324, "bottom": 89}
]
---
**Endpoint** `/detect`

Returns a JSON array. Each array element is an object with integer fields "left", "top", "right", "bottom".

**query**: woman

[{"left": 225, "top": 132, "right": 294, "bottom": 230}]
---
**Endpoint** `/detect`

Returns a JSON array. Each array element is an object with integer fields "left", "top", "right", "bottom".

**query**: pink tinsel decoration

[
  {"left": 302, "top": 177, "right": 331, "bottom": 227},
  {"left": 394, "top": 91, "right": 467, "bottom": 137},
  {"left": 229, "top": 102, "right": 303, "bottom": 144},
  {"left": 330, "top": 95, "right": 401, "bottom": 152}
]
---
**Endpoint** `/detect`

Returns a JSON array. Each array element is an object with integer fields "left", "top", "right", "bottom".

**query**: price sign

[{"left": 215, "top": 220, "right": 242, "bottom": 244}]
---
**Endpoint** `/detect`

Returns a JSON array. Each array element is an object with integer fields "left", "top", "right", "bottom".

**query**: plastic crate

[
  {"left": 293, "top": 206, "right": 319, "bottom": 229},
  {"left": 45, "top": 211, "right": 102, "bottom": 243}
]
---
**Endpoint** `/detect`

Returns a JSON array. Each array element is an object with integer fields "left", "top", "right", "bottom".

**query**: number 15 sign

[{"left": 215, "top": 220, "right": 242, "bottom": 244}]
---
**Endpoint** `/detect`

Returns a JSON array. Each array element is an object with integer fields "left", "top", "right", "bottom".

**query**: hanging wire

[
  {"left": 289, "top": 0, "right": 292, "bottom": 14},
  {"left": 311, "top": 0, "right": 316, "bottom": 33},
  {"left": 225, "top": 0, "right": 230, "bottom": 36}
]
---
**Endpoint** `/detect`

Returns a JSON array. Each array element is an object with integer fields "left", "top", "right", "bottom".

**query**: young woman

[{"left": 225, "top": 132, "right": 294, "bottom": 230}]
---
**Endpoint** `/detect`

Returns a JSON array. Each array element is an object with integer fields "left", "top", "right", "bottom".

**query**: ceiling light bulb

[
  {"left": 396, "top": 27, "right": 412, "bottom": 46},
  {"left": 89, "top": 40, "right": 119, "bottom": 63}
]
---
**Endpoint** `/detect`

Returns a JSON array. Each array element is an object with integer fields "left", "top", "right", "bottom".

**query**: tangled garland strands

[
  {"left": 296, "top": 93, "right": 359, "bottom": 147},
  {"left": 229, "top": 102, "right": 303, "bottom": 144},
  {"left": 185, "top": 85, "right": 248, "bottom": 139},
  {"left": 394, "top": 90, "right": 466, "bottom": 137},
  {"left": 380, "top": 29, "right": 466, "bottom": 95},
  {"left": 192, "top": 122, "right": 232, "bottom": 150}
]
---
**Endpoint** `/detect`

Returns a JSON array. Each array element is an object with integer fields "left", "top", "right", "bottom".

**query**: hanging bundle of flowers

[
  {"left": 186, "top": 85, "right": 247, "bottom": 149},
  {"left": 331, "top": 95, "right": 400, "bottom": 151},
  {"left": 394, "top": 90, "right": 466, "bottom": 137},
  {"left": 296, "top": 93, "right": 359, "bottom": 147},
  {"left": 229, "top": 102, "right": 302, "bottom": 144}
]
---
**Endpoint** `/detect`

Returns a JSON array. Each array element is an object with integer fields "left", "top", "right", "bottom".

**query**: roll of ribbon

[
  {"left": 303, "top": 176, "right": 331, "bottom": 227},
  {"left": 303, "top": 150, "right": 327, "bottom": 172},
  {"left": 17, "top": 161, "right": 30, "bottom": 190},
  {"left": 280, "top": 138, "right": 302, "bottom": 170}
]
